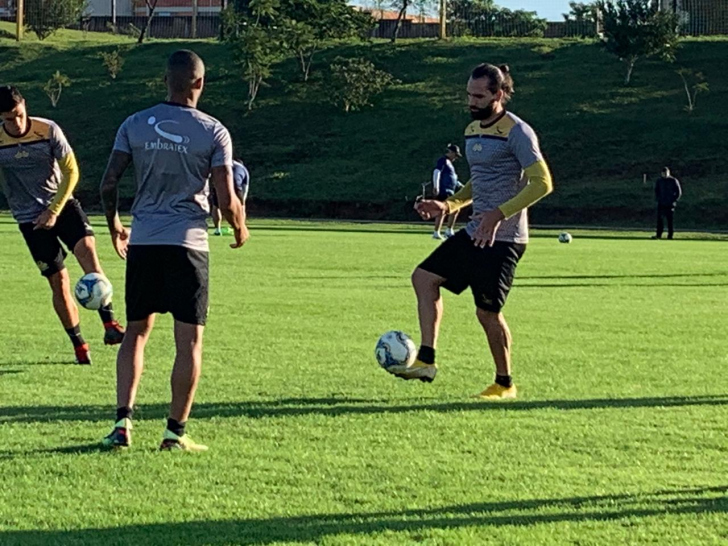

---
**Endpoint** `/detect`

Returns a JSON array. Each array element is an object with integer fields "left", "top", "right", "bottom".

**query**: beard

[{"left": 469, "top": 100, "right": 497, "bottom": 120}]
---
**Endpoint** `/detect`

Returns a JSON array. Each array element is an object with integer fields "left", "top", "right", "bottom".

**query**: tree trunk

[
  {"left": 138, "top": 0, "right": 159, "bottom": 44},
  {"left": 624, "top": 57, "right": 637, "bottom": 85},
  {"left": 390, "top": 0, "right": 409, "bottom": 43}
]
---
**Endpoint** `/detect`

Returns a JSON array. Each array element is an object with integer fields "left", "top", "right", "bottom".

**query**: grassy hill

[{"left": 1, "top": 23, "right": 727, "bottom": 228}]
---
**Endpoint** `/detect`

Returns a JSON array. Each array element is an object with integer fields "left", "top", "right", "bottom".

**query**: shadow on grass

[
  {"left": 2, "top": 394, "right": 727, "bottom": 425},
  {"left": 517, "top": 282, "right": 728, "bottom": 288},
  {"left": 0, "top": 486, "right": 725, "bottom": 545}
]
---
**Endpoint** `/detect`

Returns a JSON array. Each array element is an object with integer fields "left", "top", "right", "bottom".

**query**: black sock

[
  {"left": 116, "top": 407, "right": 133, "bottom": 423},
  {"left": 99, "top": 303, "right": 115, "bottom": 326},
  {"left": 167, "top": 418, "right": 186, "bottom": 437},
  {"left": 65, "top": 325, "right": 86, "bottom": 348},
  {"left": 417, "top": 346, "right": 436, "bottom": 365},
  {"left": 495, "top": 374, "right": 513, "bottom": 388}
]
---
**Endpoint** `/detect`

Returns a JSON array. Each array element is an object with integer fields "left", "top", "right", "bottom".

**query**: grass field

[
  {"left": 1, "top": 23, "right": 728, "bottom": 227},
  {"left": 0, "top": 217, "right": 726, "bottom": 545}
]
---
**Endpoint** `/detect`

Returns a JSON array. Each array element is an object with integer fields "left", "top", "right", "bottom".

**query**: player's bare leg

[
  {"left": 433, "top": 214, "right": 445, "bottom": 239},
  {"left": 102, "top": 315, "right": 155, "bottom": 449},
  {"left": 160, "top": 321, "right": 208, "bottom": 451},
  {"left": 116, "top": 316, "right": 155, "bottom": 409},
  {"left": 169, "top": 321, "right": 204, "bottom": 422},
  {"left": 48, "top": 269, "right": 91, "bottom": 365},
  {"left": 412, "top": 268, "right": 445, "bottom": 350},
  {"left": 445, "top": 211, "right": 459, "bottom": 237},
  {"left": 73, "top": 236, "right": 125, "bottom": 344},
  {"left": 476, "top": 309, "right": 517, "bottom": 400},
  {"left": 73, "top": 236, "right": 103, "bottom": 275},
  {"left": 212, "top": 205, "right": 222, "bottom": 235},
  {"left": 389, "top": 268, "right": 444, "bottom": 382},
  {"left": 47, "top": 269, "right": 79, "bottom": 329}
]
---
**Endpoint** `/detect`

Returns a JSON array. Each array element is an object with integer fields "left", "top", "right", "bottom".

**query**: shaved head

[{"left": 166, "top": 50, "right": 205, "bottom": 94}]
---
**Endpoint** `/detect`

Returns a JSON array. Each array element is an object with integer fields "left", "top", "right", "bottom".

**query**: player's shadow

[
  {"left": 519, "top": 272, "right": 728, "bottom": 280},
  {"left": 0, "top": 486, "right": 725, "bottom": 545},
  {"left": 2, "top": 394, "right": 728, "bottom": 425}
]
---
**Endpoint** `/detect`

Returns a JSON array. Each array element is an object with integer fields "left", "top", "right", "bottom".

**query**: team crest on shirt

[
  {"left": 144, "top": 116, "right": 190, "bottom": 154},
  {"left": 14, "top": 150, "right": 29, "bottom": 159},
  {"left": 472, "top": 143, "right": 483, "bottom": 153}
]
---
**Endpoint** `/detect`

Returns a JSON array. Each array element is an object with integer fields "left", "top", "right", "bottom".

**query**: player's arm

[
  {"left": 47, "top": 152, "right": 79, "bottom": 215},
  {"left": 35, "top": 124, "right": 79, "bottom": 229},
  {"left": 211, "top": 165, "right": 247, "bottom": 249},
  {"left": 432, "top": 168, "right": 441, "bottom": 196},
  {"left": 100, "top": 150, "right": 133, "bottom": 259},
  {"left": 497, "top": 160, "right": 553, "bottom": 219},
  {"left": 444, "top": 180, "right": 473, "bottom": 213}
]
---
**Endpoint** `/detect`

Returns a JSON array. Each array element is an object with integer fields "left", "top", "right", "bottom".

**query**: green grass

[
  {"left": 1, "top": 24, "right": 728, "bottom": 228},
  {"left": 0, "top": 216, "right": 726, "bottom": 545}
]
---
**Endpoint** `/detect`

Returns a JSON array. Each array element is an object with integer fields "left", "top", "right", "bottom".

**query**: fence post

[
  {"left": 16, "top": 0, "right": 24, "bottom": 41},
  {"left": 192, "top": 0, "right": 198, "bottom": 38},
  {"left": 111, "top": 0, "right": 117, "bottom": 27},
  {"left": 439, "top": 0, "right": 446, "bottom": 39}
]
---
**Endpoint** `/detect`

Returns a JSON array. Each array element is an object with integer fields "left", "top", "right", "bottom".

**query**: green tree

[
  {"left": 596, "top": 0, "right": 680, "bottom": 85},
  {"left": 24, "top": 0, "right": 86, "bottom": 40},
  {"left": 563, "top": 1, "right": 599, "bottom": 37},
  {"left": 280, "top": 1, "right": 374, "bottom": 82},
  {"left": 677, "top": 67, "right": 709, "bottom": 113},
  {"left": 224, "top": 0, "right": 285, "bottom": 110},
  {"left": 43, "top": 71, "right": 71, "bottom": 107},
  {"left": 327, "top": 57, "right": 397, "bottom": 112}
]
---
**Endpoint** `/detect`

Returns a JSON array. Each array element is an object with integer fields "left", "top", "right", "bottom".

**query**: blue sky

[
  {"left": 495, "top": 0, "right": 573, "bottom": 21},
  {"left": 354, "top": 1, "right": 574, "bottom": 22}
]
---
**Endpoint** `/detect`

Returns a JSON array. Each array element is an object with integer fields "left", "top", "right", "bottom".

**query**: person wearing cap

[{"left": 431, "top": 144, "right": 464, "bottom": 239}]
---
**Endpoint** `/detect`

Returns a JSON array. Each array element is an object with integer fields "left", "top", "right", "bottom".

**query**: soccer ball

[
  {"left": 74, "top": 273, "right": 113, "bottom": 310},
  {"left": 375, "top": 331, "right": 417, "bottom": 371},
  {"left": 558, "top": 232, "right": 573, "bottom": 244}
]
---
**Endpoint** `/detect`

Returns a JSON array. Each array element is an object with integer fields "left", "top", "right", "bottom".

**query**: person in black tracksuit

[{"left": 652, "top": 167, "right": 682, "bottom": 240}]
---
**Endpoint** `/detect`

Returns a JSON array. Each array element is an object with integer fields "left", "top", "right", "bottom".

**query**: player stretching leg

[
  {"left": 393, "top": 64, "right": 553, "bottom": 399},
  {"left": 0, "top": 86, "right": 125, "bottom": 365}
]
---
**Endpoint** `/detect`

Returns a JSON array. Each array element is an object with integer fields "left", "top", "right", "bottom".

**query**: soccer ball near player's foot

[
  {"left": 558, "top": 232, "right": 573, "bottom": 244},
  {"left": 74, "top": 273, "right": 113, "bottom": 310},
  {"left": 375, "top": 331, "right": 417, "bottom": 372}
]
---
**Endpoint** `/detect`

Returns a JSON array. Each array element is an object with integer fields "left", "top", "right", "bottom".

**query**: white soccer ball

[
  {"left": 375, "top": 331, "right": 417, "bottom": 371},
  {"left": 558, "top": 232, "right": 573, "bottom": 244},
  {"left": 74, "top": 273, "right": 113, "bottom": 310}
]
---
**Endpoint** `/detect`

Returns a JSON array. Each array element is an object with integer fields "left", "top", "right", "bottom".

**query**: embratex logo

[{"left": 145, "top": 116, "right": 190, "bottom": 154}]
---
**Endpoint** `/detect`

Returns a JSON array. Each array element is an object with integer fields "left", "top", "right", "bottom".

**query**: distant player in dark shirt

[
  {"left": 652, "top": 167, "right": 682, "bottom": 240},
  {"left": 431, "top": 144, "right": 463, "bottom": 239}
]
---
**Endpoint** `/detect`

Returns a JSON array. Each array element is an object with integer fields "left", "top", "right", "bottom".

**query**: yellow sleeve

[
  {"left": 444, "top": 180, "right": 473, "bottom": 214},
  {"left": 497, "top": 159, "right": 553, "bottom": 219},
  {"left": 48, "top": 152, "right": 80, "bottom": 215}
]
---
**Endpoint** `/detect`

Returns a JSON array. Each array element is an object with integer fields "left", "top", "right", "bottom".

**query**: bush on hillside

[
  {"left": 25, "top": 0, "right": 86, "bottom": 40},
  {"left": 326, "top": 58, "right": 397, "bottom": 113}
]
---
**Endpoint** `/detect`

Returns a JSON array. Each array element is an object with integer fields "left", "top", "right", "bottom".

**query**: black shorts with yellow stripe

[
  {"left": 418, "top": 229, "right": 525, "bottom": 313},
  {"left": 18, "top": 199, "right": 94, "bottom": 277}
]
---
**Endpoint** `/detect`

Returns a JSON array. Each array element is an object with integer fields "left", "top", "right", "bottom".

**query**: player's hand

[
  {"left": 471, "top": 209, "right": 504, "bottom": 248},
  {"left": 415, "top": 199, "right": 447, "bottom": 220},
  {"left": 230, "top": 224, "right": 249, "bottom": 249},
  {"left": 33, "top": 210, "right": 58, "bottom": 230},
  {"left": 110, "top": 226, "right": 130, "bottom": 259}
]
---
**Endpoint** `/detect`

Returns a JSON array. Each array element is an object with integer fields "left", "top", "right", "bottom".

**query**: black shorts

[
  {"left": 418, "top": 229, "right": 526, "bottom": 312},
  {"left": 18, "top": 199, "right": 94, "bottom": 277},
  {"left": 126, "top": 245, "right": 209, "bottom": 325}
]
